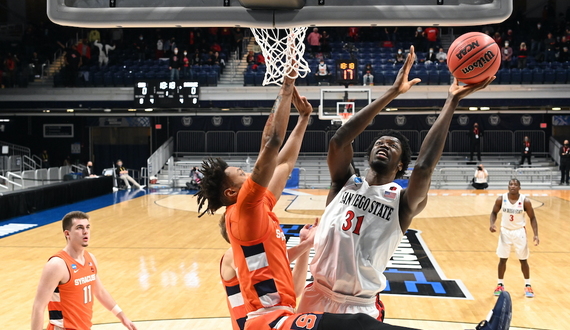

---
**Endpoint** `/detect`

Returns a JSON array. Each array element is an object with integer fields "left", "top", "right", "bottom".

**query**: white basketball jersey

[
  {"left": 310, "top": 175, "right": 403, "bottom": 298},
  {"left": 501, "top": 193, "right": 526, "bottom": 230}
]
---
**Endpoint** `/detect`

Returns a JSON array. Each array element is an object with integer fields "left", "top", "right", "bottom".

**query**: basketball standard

[{"left": 47, "top": 0, "right": 513, "bottom": 28}]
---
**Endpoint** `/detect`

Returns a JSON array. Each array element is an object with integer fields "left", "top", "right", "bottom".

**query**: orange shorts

[{"left": 245, "top": 310, "right": 324, "bottom": 330}]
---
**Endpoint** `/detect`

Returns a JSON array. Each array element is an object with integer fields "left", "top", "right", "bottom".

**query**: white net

[{"left": 250, "top": 27, "right": 311, "bottom": 86}]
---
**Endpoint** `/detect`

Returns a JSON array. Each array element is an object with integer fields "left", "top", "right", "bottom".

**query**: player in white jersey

[
  {"left": 297, "top": 46, "right": 496, "bottom": 321},
  {"left": 489, "top": 179, "right": 539, "bottom": 298}
]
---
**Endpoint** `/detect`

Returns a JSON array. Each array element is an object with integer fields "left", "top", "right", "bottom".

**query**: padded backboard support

[{"left": 47, "top": 0, "right": 513, "bottom": 28}]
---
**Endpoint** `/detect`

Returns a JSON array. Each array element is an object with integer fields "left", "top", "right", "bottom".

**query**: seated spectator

[
  {"left": 83, "top": 161, "right": 97, "bottom": 178},
  {"left": 364, "top": 63, "right": 374, "bottom": 75},
  {"left": 314, "top": 59, "right": 331, "bottom": 84},
  {"left": 517, "top": 42, "right": 528, "bottom": 69},
  {"left": 255, "top": 52, "right": 265, "bottom": 65},
  {"left": 116, "top": 159, "right": 144, "bottom": 190},
  {"left": 414, "top": 27, "right": 426, "bottom": 52},
  {"left": 246, "top": 51, "right": 255, "bottom": 65},
  {"left": 436, "top": 47, "right": 447, "bottom": 63},
  {"left": 204, "top": 51, "right": 215, "bottom": 66},
  {"left": 363, "top": 69, "right": 374, "bottom": 86},
  {"left": 192, "top": 49, "right": 202, "bottom": 65},
  {"left": 252, "top": 39, "right": 262, "bottom": 53},
  {"left": 472, "top": 164, "right": 489, "bottom": 190},
  {"left": 425, "top": 48, "right": 437, "bottom": 64},
  {"left": 560, "top": 46, "right": 570, "bottom": 62},
  {"left": 501, "top": 41, "right": 513, "bottom": 69},
  {"left": 186, "top": 166, "right": 204, "bottom": 190},
  {"left": 212, "top": 51, "right": 225, "bottom": 74},
  {"left": 390, "top": 49, "right": 405, "bottom": 64}
]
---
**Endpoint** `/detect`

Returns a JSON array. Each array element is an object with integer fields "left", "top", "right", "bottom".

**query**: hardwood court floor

[{"left": 1, "top": 189, "right": 569, "bottom": 330}]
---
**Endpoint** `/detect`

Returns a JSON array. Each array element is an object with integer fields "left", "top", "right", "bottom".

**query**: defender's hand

[
  {"left": 449, "top": 76, "right": 495, "bottom": 100},
  {"left": 292, "top": 87, "right": 313, "bottom": 117}
]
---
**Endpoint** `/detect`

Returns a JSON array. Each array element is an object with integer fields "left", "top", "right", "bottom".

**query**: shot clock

[{"left": 336, "top": 59, "right": 358, "bottom": 85}]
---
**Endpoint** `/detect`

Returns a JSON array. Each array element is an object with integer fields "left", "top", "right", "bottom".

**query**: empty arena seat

[
  {"left": 244, "top": 72, "right": 255, "bottom": 86},
  {"left": 532, "top": 69, "right": 544, "bottom": 84},
  {"left": 499, "top": 69, "right": 511, "bottom": 84},
  {"left": 521, "top": 69, "right": 532, "bottom": 84},
  {"left": 113, "top": 72, "right": 124, "bottom": 86},
  {"left": 103, "top": 72, "right": 114, "bottom": 86},
  {"left": 438, "top": 71, "right": 451, "bottom": 85},
  {"left": 510, "top": 69, "right": 521, "bottom": 84},
  {"left": 427, "top": 70, "right": 439, "bottom": 85},
  {"left": 543, "top": 69, "right": 555, "bottom": 84},
  {"left": 554, "top": 69, "right": 568, "bottom": 84}
]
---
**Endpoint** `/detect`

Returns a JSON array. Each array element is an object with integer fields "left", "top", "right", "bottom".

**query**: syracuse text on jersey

[{"left": 74, "top": 274, "right": 97, "bottom": 286}]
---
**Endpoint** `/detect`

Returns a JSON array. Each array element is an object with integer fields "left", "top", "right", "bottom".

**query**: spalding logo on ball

[{"left": 447, "top": 32, "right": 500, "bottom": 84}]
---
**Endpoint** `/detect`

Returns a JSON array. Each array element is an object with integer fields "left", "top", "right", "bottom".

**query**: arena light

[
  {"left": 0, "top": 119, "right": 9, "bottom": 122},
  {"left": 469, "top": 107, "right": 478, "bottom": 111},
  {"left": 480, "top": 107, "right": 490, "bottom": 111},
  {"left": 43, "top": 110, "right": 50, "bottom": 113},
  {"left": 552, "top": 107, "right": 561, "bottom": 111},
  {"left": 128, "top": 108, "right": 137, "bottom": 112},
  {"left": 145, "top": 108, "right": 153, "bottom": 112},
  {"left": 104, "top": 108, "right": 111, "bottom": 113},
  {"left": 66, "top": 109, "right": 74, "bottom": 113},
  {"left": 385, "top": 108, "right": 397, "bottom": 111},
  {"left": 221, "top": 108, "right": 230, "bottom": 111}
]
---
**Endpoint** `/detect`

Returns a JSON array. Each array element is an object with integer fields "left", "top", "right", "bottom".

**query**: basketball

[{"left": 447, "top": 32, "right": 500, "bottom": 84}]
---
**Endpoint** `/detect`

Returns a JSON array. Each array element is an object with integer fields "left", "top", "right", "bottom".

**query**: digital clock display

[
  {"left": 336, "top": 59, "right": 359, "bottom": 85},
  {"left": 134, "top": 80, "right": 199, "bottom": 108}
]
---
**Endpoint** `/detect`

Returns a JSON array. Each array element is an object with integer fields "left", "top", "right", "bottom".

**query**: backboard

[
  {"left": 319, "top": 88, "right": 371, "bottom": 122},
  {"left": 48, "top": 0, "right": 513, "bottom": 28}
]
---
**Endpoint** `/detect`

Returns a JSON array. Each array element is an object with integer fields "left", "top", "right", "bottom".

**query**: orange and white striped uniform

[
  {"left": 221, "top": 256, "right": 247, "bottom": 330},
  {"left": 47, "top": 250, "right": 97, "bottom": 330}
]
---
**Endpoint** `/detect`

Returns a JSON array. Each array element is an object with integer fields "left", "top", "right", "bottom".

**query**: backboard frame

[
  {"left": 319, "top": 88, "right": 371, "bottom": 121},
  {"left": 47, "top": 0, "right": 513, "bottom": 28}
]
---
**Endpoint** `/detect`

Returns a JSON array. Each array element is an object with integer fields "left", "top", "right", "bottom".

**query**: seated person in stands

[
  {"left": 560, "top": 46, "right": 569, "bottom": 62},
  {"left": 363, "top": 69, "right": 374, "bottom": 86},
  {"left": 315, "top": 59, "right": 331, "bottom": 83},
  {"left": 116, "top": 159, "right": 144, "bottom": 190},
  {"left": 246, "top": 51, "right": 255, "bottom": 65},
  {"left": 186, "top": 166, "right": 204, "bottom": 190},
  {"left": 424, "top": 48, "right": 437, "bottom": 64},
  {"left": 389, "top": 49, "right": 405, "bottom": 64},
  {"left": 83, "top": 161, "right": 97, "bottom": 178},
  {"left": 436, "top": 47, "right": 447, "bottom": 63},
  {"left": 472, "top": 164, "right": 489, "bottom": 190}
]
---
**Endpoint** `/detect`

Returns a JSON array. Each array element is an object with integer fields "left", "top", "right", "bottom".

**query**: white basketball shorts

[
  {"left": 496, "top": 227, "right": 529, "bottom": 260},
  {"left": 297, "top": 281, "right": 381, "bottom": 320}
]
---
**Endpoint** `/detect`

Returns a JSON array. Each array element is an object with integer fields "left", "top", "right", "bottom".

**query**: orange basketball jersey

[
  {"left": 220, "top": 256, "right": 247, "bottom": 330},
  {"left": 48, "top": 250, "right": 97, "bottom": 330},
  {"left": 226, "top": 178, "right": 296, "bottom": 317}
]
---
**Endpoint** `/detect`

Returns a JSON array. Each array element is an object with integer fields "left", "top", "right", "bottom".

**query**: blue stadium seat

[
  {"left": 415, "top": 70, "right": 428, "bottom": 85},
  {"left": 543, "top": 69, "right": 555, "bottom": 84},
  {"left": 521, "top": 69, "right": 532, "bottom": 84},
  {"left": 499, "top": 69, "right": 511, "bottom": 84},
  {"left": 113, "top": 72, "right": 124, "bottom": 86},
  {"left": 532, "top": 69, "right": 544, "bottom": 84},
  {"left": 124, "top": 72, "right": 134, "bottom": 86},
  {"left": 198, "top": 72, "right": 208, "bottom": 85},
  {"left": 134, "top": 71, "right": 145, "bottom": 81},
  {"left": 103, "top": 72, "right": 114, "bottom": 86},
  {"left": 93, "top": 72, "right": 103, "bottom": 87},
  {"left": 207, "top": 72, "right": 218, "bottom": 86},
  {"left": 382, "top": 70, "right": 397, "bottom": 85},
  {"left": 427, "top": 70, "right": 439, "bottom": 85},
  {"left": 438, "top": 71, "right": 451, "bottom": 85},
  {"left": 254, "top": 72, "right": 264, "bottom": 86},
  {"left": 510, "top": 69, "right": 521, "bottom": 84},
  {"left": 554, "top": 69, "right": 568, "bottom": 84},
  {"left": 244, "top": 72, "right": 255, "bottom": 86}
]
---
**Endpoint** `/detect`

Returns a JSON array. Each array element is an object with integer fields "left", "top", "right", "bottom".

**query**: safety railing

[
  {"left": 147, "top": 137, "right": 174, "bottom": 181},
  {"left": 436, "top": 167, "right": 552, "bottom": 188},
  {"left": 0, "top": 174, "right": 22, "bottom": 191},
  {"left": 23, "top": 155, "right": 40, "bottom": 170},
  {"left": 549, "top": 136, "right": 562, "bottom": 166}
]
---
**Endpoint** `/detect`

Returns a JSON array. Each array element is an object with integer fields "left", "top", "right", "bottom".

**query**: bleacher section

[
  {"left": 54, "top": 50, "right": 228, "bottom": 88},
  {"left": 244, "top": 41, "right": 570, "bottom": 86},
  {"left": 154, "top": 154, "right": 561, "bottom": 190}
]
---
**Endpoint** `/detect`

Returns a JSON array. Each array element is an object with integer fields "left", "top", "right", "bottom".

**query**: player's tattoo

[{"left": 271, "top": 95, "right": 282, "bottom": 113}]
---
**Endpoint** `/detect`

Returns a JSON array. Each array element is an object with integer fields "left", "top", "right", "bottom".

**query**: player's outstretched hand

[
  {"left": 119, "top": 315, "right": 138, "bottom": 330},
  {"left": 449, "top": 76, "right": 495, "bottom": 100},
  {"left": 391, "top": 45, "right": 421, "bottom": 95},
  {"left": 533, "top": 235, "right": 540, "bottom": 246},
  {"left": 490, "top": 224, "right": 497, "bottom": 233},
  {"left": 292, "top": 87, "right": 313, "bottom": 117},
  {"left": 300, "top": 218, "right": 319, "bottom": 245}
]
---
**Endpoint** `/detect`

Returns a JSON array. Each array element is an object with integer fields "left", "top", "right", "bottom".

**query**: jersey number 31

[{"left": 342, "top": 210, "right": 364, "bottom": 235}]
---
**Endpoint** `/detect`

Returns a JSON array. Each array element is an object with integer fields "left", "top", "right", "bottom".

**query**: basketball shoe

[
  {"left": 494, "top": 284, "right": 505, "bottom": 296},
  {"left": 524, "top": 285, "right": 534, "bottom": 298},
  {"left": 476, "top": 291, "right": 512, "bottom": 330}
]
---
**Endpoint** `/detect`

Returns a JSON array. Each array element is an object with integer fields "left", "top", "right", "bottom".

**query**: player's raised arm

[
  {"left": 400, "top": 77, "right": 494, "bottom": 231},
  {"left": 90, "top": 254, "right": 137, "bottom": 330},
  {"left": 327, "top": 46, "right": 420, "bottom": 203},
  {"left": 31, "top": 258, "right": 68, "bottom": 330},
  {"left": 489, "top": 195, "right": 503, "bottom": 232},
  {"left": 250, "top": 76, "right": 296, "bottom": 188},
  {"left": 524, "top": 198, "right": 540, "bottom": 245},
  {"left": 267, "top": 87, "right": 313, "bottom": 200}
]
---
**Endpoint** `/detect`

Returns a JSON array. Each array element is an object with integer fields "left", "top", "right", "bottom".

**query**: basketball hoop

[
  {"left": 250, "top": 27, "right": 311, "bottom": 86},
  {"left": 339, "top": 112, "right": 353, "bottom": 126}
]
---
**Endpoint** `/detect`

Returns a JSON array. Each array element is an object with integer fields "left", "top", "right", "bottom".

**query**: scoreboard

[
  {"left": 336, "top": 59, "right": 358, "bottom": 85},
  {"left": 134, "top": 80, "right": 199, "bottom": 108}
]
